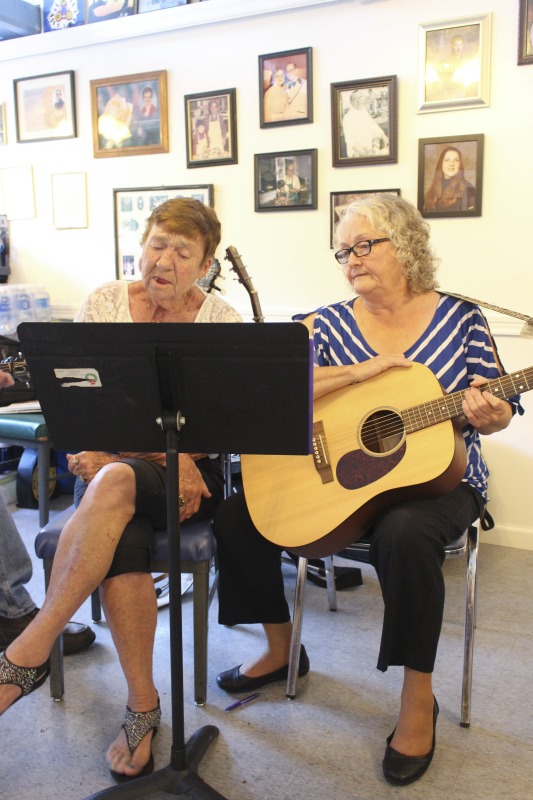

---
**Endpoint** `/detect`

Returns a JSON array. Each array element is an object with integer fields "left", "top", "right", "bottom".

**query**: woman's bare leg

[
  {"left": 390, "top": 667, "right": 435, "bottom": 755},
  {"left": 239, "top": 621, "right": 293, "bottom": 677}
]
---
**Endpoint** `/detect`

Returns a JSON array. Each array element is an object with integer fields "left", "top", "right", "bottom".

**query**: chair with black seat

[
  {"left": 34, "top": 455, "right": 234, "bottom": 707},
  {"left": 286, "top": 518, "right": 481, "bottom": 727}
]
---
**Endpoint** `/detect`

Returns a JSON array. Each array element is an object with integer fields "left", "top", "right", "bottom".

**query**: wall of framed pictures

[{"left": 0, "top": 0, "right": 531, "bottom": 544}]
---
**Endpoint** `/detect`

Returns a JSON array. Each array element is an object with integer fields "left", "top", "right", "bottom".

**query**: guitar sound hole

[{"left": 360, "top": 409, "right": 404, "bottom": 455}]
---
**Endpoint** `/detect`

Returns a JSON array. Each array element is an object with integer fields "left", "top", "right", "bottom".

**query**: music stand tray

[{"left": 18, "top": 322, "right": 312, "bottom": 800}]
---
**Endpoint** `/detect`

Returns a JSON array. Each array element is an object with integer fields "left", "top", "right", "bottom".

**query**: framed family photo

[
  {"left": 14, "top": 71, "right": 76, "bottom": 143},
  {"left": 417, "top": 134, "right": 484, "bottom": 218},
  {"left": 259, "top": 47, "right": 313, "bottom": 127},
  {"left": 331, "top": 75, "right": 397, "bottom": 167},
  {"left": 418, "top": 14, "right": 491, "bottom": 112},
  {"left": 113, "top": 184, "right": 214, "bottom": 280},
  {"left": 90, "top": 71, "right": 168, "bottom": 158},
  {"left": 518, "top": 0, "right": 533, "bottom": 65},
  {"left": 254, "top": 149, "right": 317, "bottom": 212},
  {"left": 185, "top": 88, "right": 237, "bottom": 167},
  {"left": 330, "top": 189, "right": 401, "bottom": 248}
]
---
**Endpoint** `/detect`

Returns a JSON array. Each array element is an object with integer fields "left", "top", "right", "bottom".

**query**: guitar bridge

[{"left": 312, "top": 420, "right": 333, "bottom": 484}]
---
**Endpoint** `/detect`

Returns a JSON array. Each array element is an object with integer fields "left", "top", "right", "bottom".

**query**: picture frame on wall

[
  {"left": 254, "top": 149, "right": 317, "bottom": 212},
  {"left": 0, "top": 104, "right": 6, "bottom": 145},
  {"left": 90, "top": 71, "right": 168, "bottom": 158},
  {"left": 137, "top": 0, "right": 187, "bottom": 11},
  {"left": 330, "top": 189, "right": 401, "bottom": 248},
  {"left": 417, "top": 134, "right": 484, "bottom": 219},
  {"left": 14, "top": 71, "right": 77, "bottom": 143},
  {"left": 113, "top": 184, "right": 214, "bottom": 280},
  {"left": 86, "top": 0, "right": 134, "bottom": 22},
  {"left": 43, "top": 0, "right": 86, "bottom": 31},
  {"left": 259, "top": 47, "right": 313, "bottom": 127},
  {"left": 418, "top": 14, "right": 492, "bottom": 112},
  {"left": 185, "top": 88, "right": 237, "bottom": 167},
  {"left": 331, "top": 75, "right": 397, "bottom": 167},
  {"left": 518, "top": 0, "right": 533, "bottom": 65}
]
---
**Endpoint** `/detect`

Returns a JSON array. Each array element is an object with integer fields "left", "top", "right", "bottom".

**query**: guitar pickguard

[{"left": 336, "top": 442, "right": 406, "bottom": 490}]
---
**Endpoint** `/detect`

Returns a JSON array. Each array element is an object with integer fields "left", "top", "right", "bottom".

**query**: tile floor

[{"left": 2, "top": 496, "right": 533, "bottom": 800}]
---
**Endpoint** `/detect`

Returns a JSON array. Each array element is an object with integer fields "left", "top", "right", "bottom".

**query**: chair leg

[
  {"left": 287, "top": 556, "right": 308, "bottom": 699},
  {"left": 91, "top": 589, "right": 102, "bottom": 623},
  {"left": 461, "top": 520, "right": 479, "bottom": 727},
  {"left": 324, "top": 555, "right": 337, "bottom": 611},
  {"left": 43, "top": 558, "right": 64, "bottom": 702},
  {"left": 192, "top": 562, "right": 210, "bottom": 707}
]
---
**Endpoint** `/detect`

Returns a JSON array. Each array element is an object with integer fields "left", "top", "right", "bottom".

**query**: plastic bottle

[
  {"left": 0, "top": 286, "right": 15, "bottom": 336},
  {"left": 32, "top": 284, "right": 52, "bottom": 322},
  {"left": 12, "top": 284, "right": 34, "bottom": 325}
]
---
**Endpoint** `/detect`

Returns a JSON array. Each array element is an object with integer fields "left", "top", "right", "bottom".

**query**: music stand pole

[{"left": 84, "top": 417, "right": 228, "bottom": 800}]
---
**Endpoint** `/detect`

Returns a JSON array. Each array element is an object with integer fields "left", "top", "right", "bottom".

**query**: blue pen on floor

[{"left": 224, "top": 692, "right": 261, "bottom": 712}]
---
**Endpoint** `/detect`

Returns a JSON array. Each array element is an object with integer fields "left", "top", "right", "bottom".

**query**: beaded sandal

[
  {"left": 0, "top": 650, "right": 50, "bottom": 714},
  {"left": 110, "top": 699, "right": 161, "bottom": 783}
]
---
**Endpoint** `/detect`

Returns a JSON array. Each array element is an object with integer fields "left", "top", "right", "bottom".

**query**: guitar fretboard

[{"left": 402, "top": 367, "right": 532, "bottom": 433}]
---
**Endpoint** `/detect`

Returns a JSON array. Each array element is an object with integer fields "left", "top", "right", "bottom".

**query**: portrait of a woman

[{"left": 423, "top": 146, "right": 476, "bottom": 213}]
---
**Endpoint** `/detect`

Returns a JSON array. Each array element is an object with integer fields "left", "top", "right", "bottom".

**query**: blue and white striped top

[{"left": 297, "top": 293, "right": 524, "bottom": 502}]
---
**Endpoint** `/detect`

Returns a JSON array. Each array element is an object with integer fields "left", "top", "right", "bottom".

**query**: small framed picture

[
  {"left": 259, "top": 47, "right": 313, "bottom": 127},
  {"left": 518, "top": 0, "right": 533, "bottom": 65},
  {"left": 113, "top": 184, "right": 214, "bottom": 280},
  {"left": 184, "top": 88, "right": 237, "bottom": 167},
  {"left": 254, "top": 149, "right": 317, "bottom": 212},
  {"left": 330, "top": 189, "right": 401, "bottom": 248},
  {"left": 417, "top": 134, "right": 484, "bottom": 218},
  {"left": 418, "top": 14, "right": 492, "bottom": 112},
  {"left": 14, "top": 71, "right": 77, "bottom": 143},
  {"left": 331, "top": 75, "right": 397, "bottom": 167},
  {"left": 90, "top": 71, "right": 168, "bottom": 158},
  {"left": 43, "top": 0, "right": 85, "bottom": 31},
  {"left": 0, "top": 104, "right": 6, "bottom": 145},
  {"left": 86, "top": 0, "right": 134, "bottom": 22},
  {"left": 137, "top": 0, "right": 187, "bottom": 11}
]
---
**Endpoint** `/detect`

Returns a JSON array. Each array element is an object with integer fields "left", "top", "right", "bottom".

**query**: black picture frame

[
  {"left": 330, "top": 189, "right": 401, "bottom": 248},
  {"left": 90, "top": 71, "right": 168, "bottom": 158},
  {"left": 417, "top": 134, "right": 484, "bottom": 218},
  {"left": 518, "top": 0, "right": 533, "bottom": 65},
  {"left": 14, "top": 70, "right": 77, "bottom": 143},
  {"left": 254, "top": 149, "right": 317, "bottom": 212},
  {"left": 185, "top": 88, "right": 238, "bottom": 168},
  {"left": 259, "top": 46, "right": 313, "bottom": 128},
  {"left": 331, "top": 75, "right": 397, "bottom": 167},
  {"left": 113, "top": 184, "right": 214, "bottom": 280}
]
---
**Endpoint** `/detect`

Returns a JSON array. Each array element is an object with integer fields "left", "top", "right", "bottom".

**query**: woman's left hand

[
  {"left": 462, "top": 379, "right": 513, "bottom": 434},
  {"left": 67, "top": 451, "right": 116, "bottom": 484},
  {"left": 178, "top": 454, "right": 211, "bottom": 521}
]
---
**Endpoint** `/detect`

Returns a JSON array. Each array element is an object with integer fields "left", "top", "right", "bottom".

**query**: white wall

[{"left": 0, "top": 0, "right": 532, "bottom": 547}]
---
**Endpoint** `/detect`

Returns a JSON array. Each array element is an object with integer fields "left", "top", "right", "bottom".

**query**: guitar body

[{"left": 241, "top": 363, "right": 467, "bottom": 558}]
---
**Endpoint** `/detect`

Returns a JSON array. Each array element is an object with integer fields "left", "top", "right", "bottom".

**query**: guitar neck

[{"left": 403, "top": 367, "right": 532, "bottom": 433}]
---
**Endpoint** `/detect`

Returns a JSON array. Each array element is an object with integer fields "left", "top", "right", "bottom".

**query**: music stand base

[{"left": 84, "top": 725, "right": 228, "bottom": 800}]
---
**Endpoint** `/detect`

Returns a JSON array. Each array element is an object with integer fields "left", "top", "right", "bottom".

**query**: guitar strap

[{"left": 443, "top": 290, "right": 533, "bottom": 339}]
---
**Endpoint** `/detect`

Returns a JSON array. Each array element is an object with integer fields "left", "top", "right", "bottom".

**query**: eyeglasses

[{"left": 334, "top": 238, "right": 390, "bottom": 264}]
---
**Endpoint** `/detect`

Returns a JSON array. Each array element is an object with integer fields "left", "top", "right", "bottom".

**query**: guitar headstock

[{"left": 225, "top": 245, "right": 264, "bottom": 322}]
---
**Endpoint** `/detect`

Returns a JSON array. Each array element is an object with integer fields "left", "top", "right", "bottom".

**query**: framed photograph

[
  {"left": 518, "top": 0, "right": 533, "bottom": 65},
  {"left": 86, "top": 0, "right": 134, "bottom": 23},
  {"left": 330, "top": 189, "right": 401, "bottom": 248},
  {"left": 254, "top": 149, "right": 317, "bottom": 212},
  {"left": 418, "top": 14, "right": 492, "bottom": 112},
  {"left": 259, "top": 47, "right": 313, "bottom": 127},
  {"left": 0, "top": 104, "right": 6, "bottom": 145},
  {"left": 185, "top": 88, "right": 237, "bottom": 167},
  {"left": 137, "top": 0, "right": 187, "bottom": 11},
  {"left": 331, "top": 75, "right": 397, "bottom": 167},
  {"left": 417, "top": 134, "right": 484, "bottom": 219},
  {"left": 43, "top": 0, "right": 85, "bottom": 31},
  {"left": 90, "top": 71, "right": 168, "bottom": 158},
  {"left": 14, "top": 71, "right": 77, "bottom": 143},
  {"left": 52, "top": 173, "right": 88, "bottom": 229},
  {"left": 113, "top": 184, "right": 214, "bottom": 280}
]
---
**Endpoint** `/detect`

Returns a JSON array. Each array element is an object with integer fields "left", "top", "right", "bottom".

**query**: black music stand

[{"left": 18, "top": 322, "right": 312, "bottom": 800}]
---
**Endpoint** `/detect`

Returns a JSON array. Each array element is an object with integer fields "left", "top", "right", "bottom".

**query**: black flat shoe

[
  {"left": 216, "top": 644, "right": 310, "bottom": 694},
  {"left": 382, "top": 697, "right": 439, "bottom": 786}
]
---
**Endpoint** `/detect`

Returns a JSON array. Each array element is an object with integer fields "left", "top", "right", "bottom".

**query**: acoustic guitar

[{"left": 241, "top": 361, "right": 531, "bottom": 558}]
